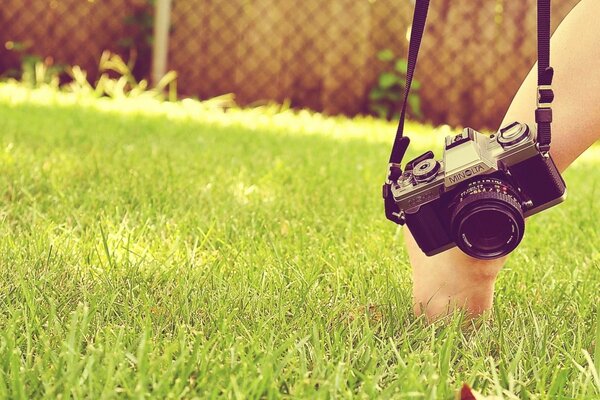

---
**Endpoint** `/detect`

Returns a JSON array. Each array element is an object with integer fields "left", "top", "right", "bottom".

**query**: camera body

[{"left": 385, "top": 122, "right": 566, "bottom": 259}]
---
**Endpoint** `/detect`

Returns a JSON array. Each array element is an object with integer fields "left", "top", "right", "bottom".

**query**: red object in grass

[{"left": 460, "top": 384, "right": 478, "bottom": 400}]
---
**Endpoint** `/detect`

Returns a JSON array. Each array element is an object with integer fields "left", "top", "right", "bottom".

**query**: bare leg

[{"left": 409, "top": 0, "right": 600, "bottom": 320}]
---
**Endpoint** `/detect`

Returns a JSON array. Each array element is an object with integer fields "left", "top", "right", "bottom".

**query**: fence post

[{"left": 152, "top": 0, "right": 172, "bottom": 86}]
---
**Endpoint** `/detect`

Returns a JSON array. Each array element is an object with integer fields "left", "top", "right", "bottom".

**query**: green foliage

[
  {"left": 0, "top": 83, "right": 598, "bottom": 398},
  {"left": 369, "top": 49, "right": 423, "bottom": 121},
  {"left": 64, "top": 51, "right": 178, "bottom": 101},
  {"left": 119, "top": 0, "right": 157, "bottom": 80},
  {"left": 2, "top": 48, "right": 178, "bottom": 101},
  {"left": 120, "top": 4, "right": 155, "bottom": 49},
  {"left": 2, "top": 41, "right": 65, "bottom": 88},
  {"left": 17, "top": 55, "right": 64, "bottom": 89}
]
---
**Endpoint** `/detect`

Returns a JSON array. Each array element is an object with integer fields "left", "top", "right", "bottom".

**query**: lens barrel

[{"left": 450, "top": 178, "right": 525, "bottom": 259}]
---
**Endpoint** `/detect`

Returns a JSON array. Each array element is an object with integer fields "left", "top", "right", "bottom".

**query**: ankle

[
  {"left": 412, "top": 263, "right": 498, "bottom": 319},
  {"left": 413, "top": 283, "right": 496, "bottom": 320}
]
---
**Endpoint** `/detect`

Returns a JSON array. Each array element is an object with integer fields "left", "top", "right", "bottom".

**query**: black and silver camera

[
  {"left": 382, "top": 0, "right": 565, "bottom": 260},
  {"left": 383, "top": 122, "right": 566, "bottom": 259}
]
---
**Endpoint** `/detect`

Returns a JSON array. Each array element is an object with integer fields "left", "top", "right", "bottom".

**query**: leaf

[
  {"left": 378, "top": 73, "right": 399, "bottom": 89},
  {"left": 394, "top": 59, "right": 408, "bottom": 74},
  {"left": 5, "top": 40, "right": 30, "bottom": 52},
  {"left": 548, "top": 368, "right": 569, "bottom": 398},
  {"left": 368, "top": 87, "right": 386, "bottom": 101},
  {"left": 369, "top": 104, "right": 389, "bottom": 119},
  {"left": 123, "top": 15, "right": 136, "bottom": 25},
  {"left": 595, "top": 302, "right": 600, "bottom": 379},
  {"left": 154, "top": 70, "right": 178, "bottom": 92},
  {"left": 117, "top": 38, "right": 134, "bottom": 48},
  {"left": 408, "top": 94, "right": 422, "bottom": 118},
  {"left": 411, "top": 79, "right": 421, "bottom": 90},
  {"left": 377, "top": 49, "right": 395, "bottom": 62},
  {"left": 459, "top": 384, "right": 478, "bottom": 400},
  {"left": 384, "top": 92, "right": 401, "bottom": 102},
  {"left": 457, "top": 384, "right": 502, "bottom": 400}
]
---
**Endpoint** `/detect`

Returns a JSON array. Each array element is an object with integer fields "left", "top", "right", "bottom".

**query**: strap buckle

[
  {"left": 537, "top": 143, "right": 551, "bottom": 157},
  {"left": 386, "top": 163, "right": 402, "bottom": 184},
  {"left": 537, "top": 85, "right": 554, "bottom": 109}
]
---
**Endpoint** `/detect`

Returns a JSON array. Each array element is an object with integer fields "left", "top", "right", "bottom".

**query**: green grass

[{"left": 0, "top": 82, "right": 598, "bottom": 399}]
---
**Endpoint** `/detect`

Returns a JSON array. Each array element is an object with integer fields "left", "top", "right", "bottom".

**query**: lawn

[{"left": 0, "top": 82, "right": 598, "bottom": 399}]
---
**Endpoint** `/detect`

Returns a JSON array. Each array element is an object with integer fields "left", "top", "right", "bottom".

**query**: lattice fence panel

[{"left": 0, "top": 0, "right": 583, "bottom": 129}]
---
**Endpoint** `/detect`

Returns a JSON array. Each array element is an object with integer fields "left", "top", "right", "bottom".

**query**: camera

[{"left": 383, "top": 122, "right": 567, "bottom": 259}]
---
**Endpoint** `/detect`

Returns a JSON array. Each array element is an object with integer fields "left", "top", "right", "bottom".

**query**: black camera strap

[
  {"left": 382, "top": 0, "right": 430, "bottom": 224},
  {"left": 386, "top": 0, "right": 430, "bottom": 185},
  {"left": 536, "top": 0, "right": 554, "bottom": 154},
  {"left": 387, "top": 0, "right": 554, "bottom": 170}
]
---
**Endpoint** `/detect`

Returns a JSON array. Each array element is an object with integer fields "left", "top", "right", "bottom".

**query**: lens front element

[{"left": 450, "top": 178, "right": 525, "bottom": 259}]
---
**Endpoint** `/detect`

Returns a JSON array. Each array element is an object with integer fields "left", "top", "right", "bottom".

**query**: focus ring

[
  {"left": 450, "top": 180, "right": 525, "bottom": 260},
  {"left": 452, "top": 191, "right": 523, "bottom": 222}
]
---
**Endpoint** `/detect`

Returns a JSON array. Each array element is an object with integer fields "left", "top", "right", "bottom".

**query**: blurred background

[{"left": 0, "top": 0, "right": 579, "bottom": 129}]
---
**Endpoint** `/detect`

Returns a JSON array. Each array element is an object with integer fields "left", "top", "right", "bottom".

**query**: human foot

[{"left": 404, "top": 228, "right": 507, "bottom": 320}]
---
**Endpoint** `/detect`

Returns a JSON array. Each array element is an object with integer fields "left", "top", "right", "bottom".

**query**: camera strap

[
  {"left": 388, "top": 0, "right": 554, "bottom": 169},
  {"left": 387, "top": 0, "right": 430, "bottom": 173},
  {"left": 382, "top": 0, "right": 430, "bottom": 224},
  {"left": 536, "top": 0, "right": 554, "bottom": 154}
]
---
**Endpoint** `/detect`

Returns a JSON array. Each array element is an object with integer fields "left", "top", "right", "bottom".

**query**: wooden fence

[{"left": 0, "top": 0, "right": 581, "bottom": 129}]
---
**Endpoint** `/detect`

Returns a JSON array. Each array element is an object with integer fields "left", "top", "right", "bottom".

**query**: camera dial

[
  {"left": 450, "top": 177, "right": 525, "bottom": 259},
  {"left": 498, "top": 122, "right": 530, "bottom": 147},
  {"left": 412, "top": 159, "right": 440, "bottom": 183}
]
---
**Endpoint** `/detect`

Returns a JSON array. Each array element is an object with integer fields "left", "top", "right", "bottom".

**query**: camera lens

[{"left": 450, "top": 177, "right": 525, "bottom": 259}]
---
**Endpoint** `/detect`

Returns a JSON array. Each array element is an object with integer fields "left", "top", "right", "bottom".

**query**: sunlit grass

[{"left": 0, "top": 82, "right": 598, "bottom": 398}]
